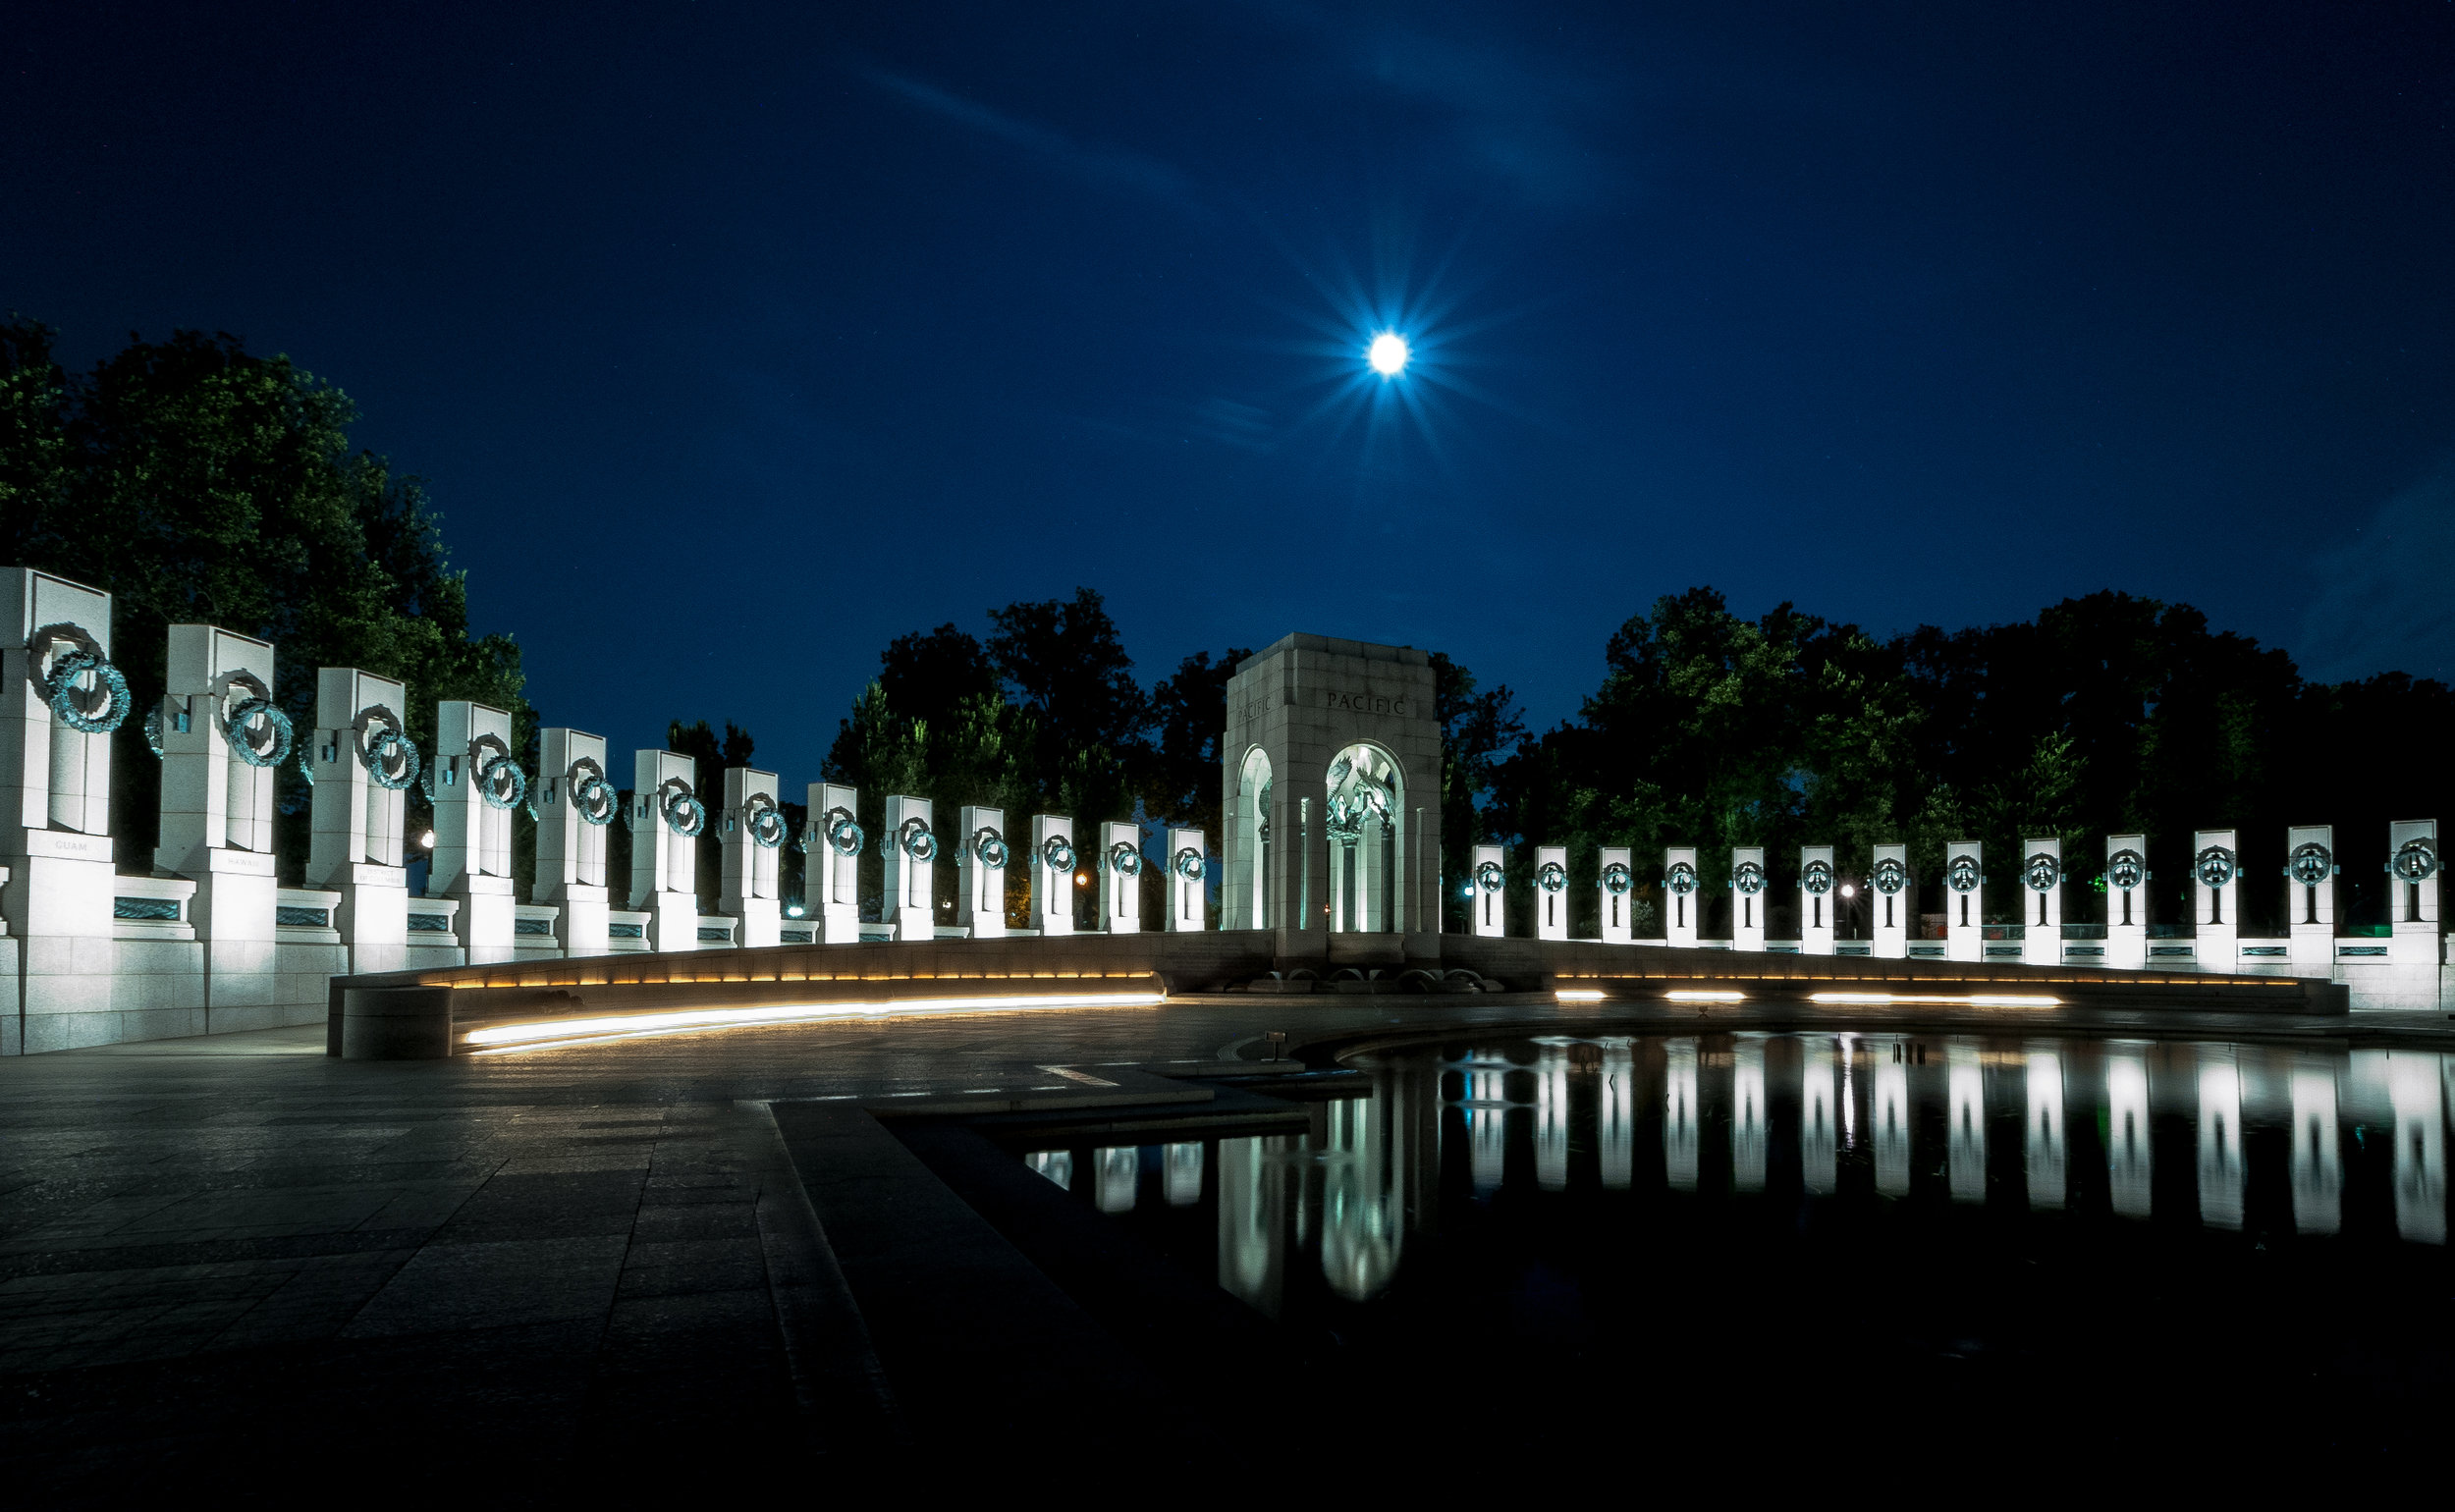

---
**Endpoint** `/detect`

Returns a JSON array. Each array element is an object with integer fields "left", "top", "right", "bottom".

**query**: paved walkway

[{"left": 2, "top": 994, "right": 2445, "bottom": 1491}]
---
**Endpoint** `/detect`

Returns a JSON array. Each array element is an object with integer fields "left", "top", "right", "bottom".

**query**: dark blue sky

[{"left": 10, "top": 2, "right": 2453, "bottom": 778}]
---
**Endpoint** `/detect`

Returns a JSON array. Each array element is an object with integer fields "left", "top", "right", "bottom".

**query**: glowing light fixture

[
  {"left": 1367, "top": 332, "right": 1410, "bottom": 377},
  {"left": 417, "top": 830, "right": 436, "bottom": 849},
  {"left": 1555, "top": 989, "right": 1606, "bottom": 1002},
  {"left": 1839, "top": 884, "right": 1857, "bottom": 898},
  {"left": 1665, "top": 990, "right": 1746, "bottom": 1003},
  {"left": 786, "top": 904, "right": 804, "bottom": 918},
  {"left": 464, "top": 991, "right": 1167, "bottom": 1054},
  {"left": 1809, "top": 992, "right": 2059, "bottom": 1008}
]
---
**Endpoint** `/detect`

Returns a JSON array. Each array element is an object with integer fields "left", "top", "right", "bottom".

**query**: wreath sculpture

[
  {"left": 352, "top": 705, "right": 421, "bottom": 791},
  {"left": 2023, "top": 851, "right": 2063, "bottom": 893},
  {"left": 808, "top": 805, "right": 863, "bottom": 857},
  {"left": 1732, "top": 860, "right": 1768, "bottom": 895},
  {"left": 567, "top": 757, "right": 616, "bottom": 827},
  {"left": 1040, "top": 834, "right": 1076, "bottom": 873},
  {"left": 2192, "top": 845, "right": 2236, "bottom": 890},
  {"left": 889, "top": 815, "right": 936, "bottom": 862},
  {"left": 210, "top": 671, "right": 294, "bottom": 770},
  {"left": 1664, "top": 860, "right": 1700, "bottom": 896},
  {"left": 2287, "top": 841, "right": 2333, "bottom": 887},
  {"left": 1173, "top": 846, "right": 1204, "bottom": 882},
  {"left": 1536, "top": 861, "right": 1568, "bottom": 892},
  {"left": 1801, "top": 858, "right": 1834, "bottom": 896},
  {"left": 1602, "top": 861, "right": 1635, "bottom": 895},
  {"left": 1945, "top": 854, "right": 1981, "bottom": 893},
  {"left": 2105, "top": 848, "right": 2147, "bottom": 892},
  {"left": 972, "top": 826, "right": 1009, "bottom": 869},
  {"left": 1475, "top": 859, "right": 1505, "bottom": 894},
  {"left": 27, "top": 623, "right": 132, "bottom": 735},
  {"left": 2390, "top": 837, "right": 2438, "bottom": 884},
  {"left": 741, "top": 791, "right": 786, "bottom": 849},
  {"left": 467, "top": 733, "right": 527, "bottom": 812},
  {"left": 656, "top": 776, "right": 705, "bottom": 838},
  {"left": 1871, "top": 857, "right": 1908, "bottom": 895},
  {"left": 1108, "top": 840, "right": 1142, "bottom": 877}
]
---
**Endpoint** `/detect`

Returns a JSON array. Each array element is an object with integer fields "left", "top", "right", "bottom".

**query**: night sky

[{"left": 10, "top": 3, "right": 2453, "bottom": 778}]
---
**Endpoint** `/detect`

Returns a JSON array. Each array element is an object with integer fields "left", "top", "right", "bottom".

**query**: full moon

[{"left": 1367, "top": 332, "right": 1410, "bottom": 377}]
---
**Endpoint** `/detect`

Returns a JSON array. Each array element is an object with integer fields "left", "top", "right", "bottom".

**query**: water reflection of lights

[{"left": 462, "top": 991, "right": 1166, "bottom": 1053}]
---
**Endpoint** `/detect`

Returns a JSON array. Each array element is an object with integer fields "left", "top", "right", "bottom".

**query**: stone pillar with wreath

[
  {"left": 2, "top": 568, "right": 134, "bottom": 1053},
  {"left": 1730, "top": 845, "right": 1769, "bottom": 951},
  {"left": 1798, "top": 844, "right": 1836, "bottom": 955},
  {"left": 803, "top": 782, "right": 862, "bottom": 943},
  {"left": 1533, "top": 843, "right": 1569, "bottom": 941},
  {"left": 307, "top": 669, "right": 418, "bottom": 977},
  {"left": 2386, "top": 818, "right": 2439, "bottom": 967},
  {"left": 1030, "top": 813, "right": 1076, "bottom": 937},
  {"left": 2018, "top": 836, "right": 2064, "bottom": 967},
  {"left": 1163, "top": 826, "right": 1205, "bottom": 933},
  {"left": 1094, "top": 819, "right": 1142, "bottom": 934},
  {"left": 1598, "top": 845, "right": 1636, "bottom": 945},
  {"left": 628, "top": 748, "right": 704, "bottom": 952},
  {"left": 2103, "top": 833, "right": 2150, "bottom": 970},
  {"left": 1942, "top": 839, "right": 1985, "bottom": 963},
  {"left": 154, "top": 623, "right": 287, "bottom": 1026},
  {"left": 430, "top": 701, "right": 524, "bottom": 965},
  {"left": 537, "top": 728, "right": 614, "bottom": 957},
  {"left": 881, "top": 794, "right": 937, "bottom": 942},
  {"left": 957, "top": 804, "right": 1009, "bottom": 939},
  {"left": 720, "top": 766, "right": 785, "bottom": 948}
]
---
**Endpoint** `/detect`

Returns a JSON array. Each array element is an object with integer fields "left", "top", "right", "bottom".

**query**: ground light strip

[
  {"left": 462, "top": 992, "right": 1167, "bottom": 1054},
  {"left": 1664, "top": 990, "right": 1748, "bottom": 1003},
  {"left": 1808, "top": 991, "right": 2059, "bottom": 1007}
]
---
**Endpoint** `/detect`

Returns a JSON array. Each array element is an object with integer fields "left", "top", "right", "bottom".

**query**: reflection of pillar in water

[
  {"left": 2026, "top": 1048, "right": 2067, "bottom": 1211},
  {"left": 1095, "top": 1145, "right": 1139, "bottom": 1214},
  {"left": 1664, "top": 1039, "right": 1701, "bottom": 1192},
  {"left": 1800, "top": 1039, "right": 1837, "bottom": 1195},
  {"left": 2387, "top": 1053, "right": 2446, "bottom": 1245},
  {"left": 1470, "top": 1106, "right": 1506, "bottom": 1196},
  {"left": 1165, "top": 1141, "right": 1203, "bottom": 1207},
  {"left": 1732, "top": 1038, "right": 1769, "bottom": 1194},
  {"left": 2197, "top": 1051, "right": 2244, "bottom": 1230},
  {"left": 2106, "top": 1046, "right": 2153, "bottom": 1218},
  {"left": 1322, "top": 1096, "right": 1400, "bottom": 1300},
  {"left": 1947, "top": 1040, "right": 1986, "bottom": 1204},
  {"left": 1536, "top": 1047, "right": 1569, "bottom": 1192},
  {"left": 2289, "top": 1062, "right": 2341, "bottom": 1236},
  {"left": 1026, "top": 1150, "right": 1072, "bottom": 1190},
  {"left": 1217, "top": 1135, "right": 1284, "bottom": 1317},
  {"left": 1873, "top": 1043, "right": 1911, "bottom": 1197},
  {"left": 1600, "top": 1042, "right": 1635, "bottom": 1191}
]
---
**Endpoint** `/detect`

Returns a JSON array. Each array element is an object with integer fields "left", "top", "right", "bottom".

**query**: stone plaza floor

[{"left": 3, "top": 992, "right": 2447, "bottom": 1492}]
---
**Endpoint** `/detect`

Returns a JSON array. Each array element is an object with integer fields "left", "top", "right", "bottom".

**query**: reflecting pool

[{"left": 1025, "top": 1033, "right": 2453, "bottom": 1445}]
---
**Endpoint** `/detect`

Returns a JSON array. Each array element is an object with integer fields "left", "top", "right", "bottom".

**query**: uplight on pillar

[
  {"left": 1471, "top": 842, "right": 1504, "bottom": 938},
  {"left": 309, "top": 669, "right": 416, "bottom": 976},
  {"left": 1032, "top": 814, "right": 1076, "bottom": 937},
  {"left": 2018, "top": 837, "right": 2062, "bottom": 966},
  {"left": 628, "top": 750, "right": 704, "bottom": 951},
  {"left": 804, "top": 783, "right": 861, "bottom": 943},
  {"left": 2104, "top": 834, "right": 2150, "bottom": 970},
  {"left": 538, "top": 729, "right": 613, "bottom": 957},
  {"left": 1164, "top": 827, "right": 1205, "bottom": 933},
  {"left": 1598, "top": 845, "right": 1635, "bottom": 944},
  {"left": 2284, "top": 824, "right": 2336, "bottom": 970},
  {"left": 719, "top": 767, "right": 784, "bottom": 948},
  {"left": 1799, "top": 844, "right": 1835, "bottom": 955},
  {"left": 1730, "top": 845, "right": 1768, "bottom": 951},
  {"left": 1943, "top": 839, "right": 1984, "bottom": 962},
  {"left": 2191, "top": 829, "right": 2239, "bottom": 966},
  {"left": 881, "top": 794, "right": 938, "bottom": 942},
  {"left": 432, "top": 701, "right": 521, "bottom": 964},
  {"left": 957, "top": 805, "right": 1009, "bottom": 939},
  {"left": 1664, "top": 845, "right": 1701, "bottom": 947},
  {"left": 2385, "top": 819, "right": 2439, "bottom": 966},
  {"left": 1870, "top": 842, "right": 1910, "bottom": 958},
  {"left": 1096, "top": 821, "right": 1143, "bottom": 934},
  {"left": 1534, "top": 844, "right": 1568, "bottom": 941},
  {"left": 155, "top": 624, "right": 282, "bottom": 1030}
]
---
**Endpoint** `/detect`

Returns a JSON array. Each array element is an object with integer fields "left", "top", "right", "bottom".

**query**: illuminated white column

[
  {"left": 2, "top": 572, "right": 127, "bottom": 1052},
  {"left": 804, "top": 783, "right": 860, "bottom": 943},
  {"left": 1163, "top": 826, "right": 1204, "bottom": 933},
  {"left": 2191, "top": 829, "right": 2240, "bottom": 965},
  {"left": 1164, "top": 1142, "right": 1203, "bottom": 1208},
  {"left": 2289, "top": 1059, "right": 2341, "bottom": 1236},
  {"left": 957, "top": 805, "right": 1009, "bottom": 939},
  {"left": 1801, "top": 1038, "right": 1836, "bottom": 1195},
  {"left": 536, "top": 729, "right": 612, "bottom": 957},
  {"left": 2104, "top": 834, "right": 2150, "bottom": 970},
  {"left": 1598, "top": 845, "right": 1635, "bottom": 944},
  {"left": 1799, "top": 844, "right": 1835, "bottom": 955},
  {"left": 2017, "top": 837, "right": 2062, "bottom": 966},
  {"left": 308, "top": 670, "right": 412, "bottom": 976},
  {"left": 1535, "top": 1045, "right": 1568, "bottom": 1191},
  {"left": 1870, "top": 843, "right": 1911, "bottom": 959},
  {"left": 2386, "top": 819, "right": 2441, "bottom": 967},
  {"left": 1470, "top": 841, "right": 1504, "bottom": 938},
  {"left": 1873, "top": 1041, "right": 1911, "bottom": 1197},
  {"left": 2387, "top": 1052, "right": 2445, "bottom": 1244},
  {"left": 155, "top": 626, "right": 281, "bottom": 1027},
  {"left": 1664, "top": 845, "right": 1701, "bottom": 947},
  {"left": 2026, "top": 1048, "right": 2067, "bottom": 1210},
  {"left": 1943, "top": 840, "right": 1984, "bottom": 962},
  {"left": 1094, "top": 820, "right": 1141, "bottom": 934},
  {"left": 2106, "top": 1045, "right": 2153, "bottom": 1218},
  {"left": 1600, "top": 1040, "right": 1634, "bottom": 1189},
  {"left": 1730, "top": 845, "right": 1768, "bottom": 950},
  {"left": 628, "top": 749, "right": 702, "bottom": 951},
  {"left": 1731, "top": 1037, "right": 1768, "bottom": 1194},
  {"left": 2285, "top": 824, "right": 2337, "bottom": 970},
  {"left": 1534, "top": 843, "right": 1569, "bottom": 941},
  {"left": 719, "top": 767, "right": 783, "bottom": 948},
  {"left": 881, "top": 794, "right": 938, "bottom": 941},
  {"left": 1031, "top": 814, "right": 1076, "bottom": 937},
  {"left": 1664, "top": 1038, "right": 1701, "bottom": 1192},
  {"left": 2198, "top": 1050, "right": 2244, "bottom": 1230},
  {"left": 431, "top": 701, "right": 519, "bottom": 965},
  {"left": 1947, "top": 1039, "right": 1986, "bottom": 1203}
]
